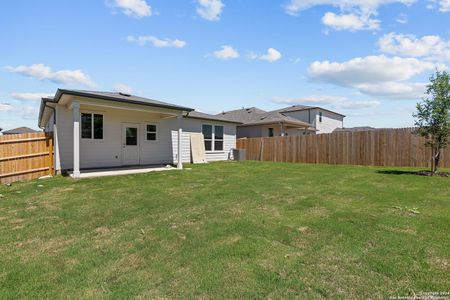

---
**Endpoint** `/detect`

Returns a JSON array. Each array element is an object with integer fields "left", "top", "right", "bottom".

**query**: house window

[
  {"left": 126, "top": 127, "right": 138, "bottom": 145},
  {"left": 202, "top": 124, "right": 224, "bottom": 151},
  {"left": 214, "top": 125, "right": 223, "bottom": 151},
  {"left": 81, "top": 113, "right": 103, "bottom": 139},
  {"left": 319, "top": 112, "right": 323, "bottom": 123},
  {"left": 268, "top": 128, "right": 274, "bottom": 137},
  {"left": 146, "top": 124, "right": 157, "bottom": 141}
]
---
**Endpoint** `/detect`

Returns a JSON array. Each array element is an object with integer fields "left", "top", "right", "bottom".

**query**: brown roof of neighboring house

[{"left": 2, "top": 127, "right": 37, "bottom": 135}]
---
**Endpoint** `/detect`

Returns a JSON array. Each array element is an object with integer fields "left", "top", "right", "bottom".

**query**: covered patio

[{"left": 39, "top": 89, "right": 191, "bottom": 179}]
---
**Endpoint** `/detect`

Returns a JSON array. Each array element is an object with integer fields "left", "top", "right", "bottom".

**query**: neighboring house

[
  {"left": 38, "top": 89, "right": 239, "bottom": 178},
  {"left": 2, "top": 127, "right": 37, "bottom": 135},
  {"left": 217, "top": 105, "right": 344, "bottom": 138},
  {"left": 273, "top": 105, "right": 345, "bottom": 134}
]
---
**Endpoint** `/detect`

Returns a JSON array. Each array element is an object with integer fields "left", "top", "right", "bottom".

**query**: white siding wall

[
  {"left": 283, "top": 110, "right": 313, "bottom": 126},
  {"left": 314, "top": 109, "right": 344, "bottom": 134},
  {"left": 54, "top": 101, "right": 236, "bottom": 171},
  {"left": 172, "top": 118, "right": 236, "bottom": 162},
  {"left": 283, "top": 109, "right": 343, "bottom": 134}
]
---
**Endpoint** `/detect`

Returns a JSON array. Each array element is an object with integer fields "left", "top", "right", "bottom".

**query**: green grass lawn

[{"left": 0, "top": 162, "right": 449, "bottom": 299}]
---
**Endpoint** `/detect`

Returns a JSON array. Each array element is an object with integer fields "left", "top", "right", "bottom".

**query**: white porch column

[
  {"left": 72, "top": 102, "right": 81, "bottom": 178},
  {"left": 177, "top": 114, "right": 183, "bottom": 170}
]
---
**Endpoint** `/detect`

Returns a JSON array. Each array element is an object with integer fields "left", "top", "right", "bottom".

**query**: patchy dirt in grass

[
  {"left": 306, "top": 206, "right": 329, "bottom": 218},
  {"left": 95, "top": 227, "right": 110, "bottom": 235},
  {"left": 298, "top": 226, "right": 309, "bottom": 234},
  {"left": 9, "top": 218, "right": 24, "bottom": 225},
  {"left": 430, "top": 257, "right": 449, "bottom": 270},
  {"left": 378, "top": 224, "right": 417, "bottom": 235},
  {"left": 118, "top": 253, "right": 144, "bottom": 272},
  {"left": 416, "top": 171, "right": 450, "bottom": 177},
  {"left": 217, "top": 235, "right": 242, "bottom": 246},
  {"left": 15, "top": 237, "right": 75, "bottom": 262}
]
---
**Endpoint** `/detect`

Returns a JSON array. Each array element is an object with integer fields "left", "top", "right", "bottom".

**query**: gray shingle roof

[
  {"left": 271, "top": 105, "right": 313, "bottom": 113},
  {"left": 2, "top": 127, "right": 37, "bottom": 134},
  {"left": 216, "top": 107, "right": 268, "bottom": 123},
  {"left": 39, "top": 89, "right": 195, "bottom": 128},
  {"left": 54, "top": 89, "right": 194, "bottom": 111},
  {"left": 185, "top": 111, "right": 242, "bottom": 124},
  {"left": 242, "top": 111, "right": 312, "bottom": 127},
  {"left": 217, "top": 107, "right": 312, "bottom": 128}
]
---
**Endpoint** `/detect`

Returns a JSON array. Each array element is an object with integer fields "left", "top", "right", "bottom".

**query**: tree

[{"left": 413, "top": 70, "right": 450, "bottom": 173}]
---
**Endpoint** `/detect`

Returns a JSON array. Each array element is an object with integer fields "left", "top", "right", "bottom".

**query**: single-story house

[
  {"left": 217, "top": 105, "right": 345, "bottom": 138},
  {"left": 38, "top": 89, "right": 240, "bottom": 178},
  {"left": 2, "top": 126, "right": 37, "bottom": 135}
]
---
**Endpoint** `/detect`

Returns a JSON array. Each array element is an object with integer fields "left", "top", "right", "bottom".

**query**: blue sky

[{"left": 1, "top": 0, "right": 450, "bottom": 130}]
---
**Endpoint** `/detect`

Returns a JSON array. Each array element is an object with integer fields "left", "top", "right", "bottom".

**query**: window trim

[
  {"left": 202, "top": 123, "right": 225, "bottom": 153},
  {"left": 144, "top": 123, "right": 158, "bottom": 142},
  {"left": 80, "top": 112, "right": 104, "bottom": 141}
]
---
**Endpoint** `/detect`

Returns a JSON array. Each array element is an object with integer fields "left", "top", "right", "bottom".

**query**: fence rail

[
  {"left": 0, "top": 132, "right": 54, "bottom": 184},
  {"left": 236, "top": 128, "right": 450, "bottom": 168}
]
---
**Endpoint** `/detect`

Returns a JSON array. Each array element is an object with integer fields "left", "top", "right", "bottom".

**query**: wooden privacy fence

[
  {"left": 0, "top": 132, "right": 54, "bottom": 184},
  {"left": 236, "top": 128, "right": 450, "bottom": 168}
]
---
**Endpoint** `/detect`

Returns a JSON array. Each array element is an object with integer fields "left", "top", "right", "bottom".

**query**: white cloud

[
  {"left": 440, "top": 0, "right": 450, "bottom": 11},
  {"left": 212, "top": 45, "right": 239, "bottom": 60},
  {"left": 0, "top": 103, "right": 13, "bottom": 112},
  {"left": 19, "top": 106, "right": 39, "bottom": 120},
  {"left": 428, "top": 0, "right": 450, "bottom": 12},
  {"left": 356, "top": 82, "right": 427, "bottom": 99},
  {"left": 284, "top": 0, "right": 414, "bottom": 31},
  {"left": 378, "top": 32, "right": 450, "bottom": 61},
  {"left": 395, "top": 13, "right": 408, "bottom": 24},
  {"left": 284, "top": 0, "right": 415, "bottom": 15},
  {"left": 272, "top": 95, "right": 380, "bottom": 110},
  {"left": 10, "top": 92, "right": 53, "bottom": 101},
  {"left": 113, "top": 83, "right": 134, "bottom": 94},
  {"left": 196, "top": 0, "right": 224, "bottom": 21},
  {"left": 6, "top": 64, "right": 96, "bottom": 87},
  {"left": 110, "top": 0, "right": 152, "bottom": 18},
  {"left": 309, "top": 55, "right": 435, "bottom": 85},
  {"left": 249, "top": 48, "right": 282, "bottom": 62},
  {"left": 308, "top": 55, "right": 437, "bottom": 99},
  {"left": 321, "top": 12, "right": 379, "bottom": 31},
  {"left": 126, "top": 35, "right": 186, "bottom": 48}
]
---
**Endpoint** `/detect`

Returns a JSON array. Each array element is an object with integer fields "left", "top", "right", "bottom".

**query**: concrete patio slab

[{"left": 69, "top": 165, "right": 177, "bottom": 179}]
